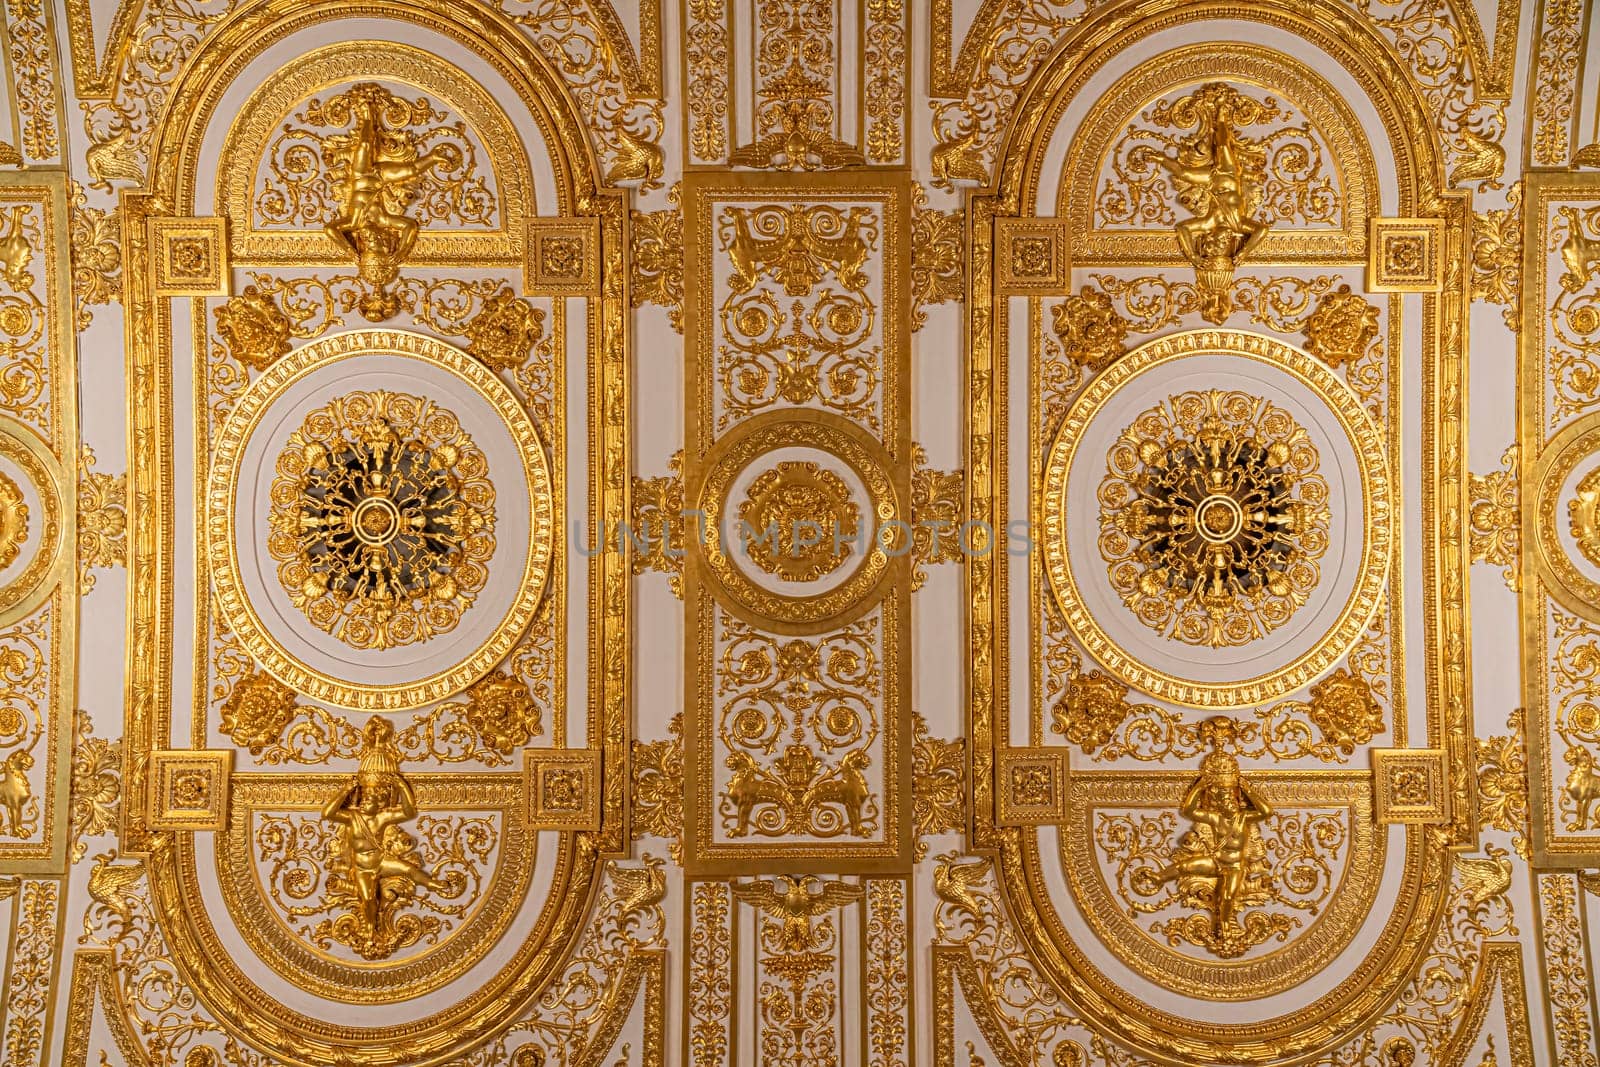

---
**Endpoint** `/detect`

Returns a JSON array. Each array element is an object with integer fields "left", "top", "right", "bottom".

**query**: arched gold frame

[
  {"left": 217, "top": 41, "right": 536, "bottom": 266},
  {"left": 1060, "top": 43, "right": 1378, "bottom": 263},
  {"left": 119, "top": 1, "right": 631, "bottom": 1063},
  {"left": 962, "top": 0, "right": 1466, "bottom": 1062}
]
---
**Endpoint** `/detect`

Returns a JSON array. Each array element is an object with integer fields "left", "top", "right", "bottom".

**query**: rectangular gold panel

[
  {"left": 1521, "top": 172, "right": 1600, "bottom": 867},
  {"left": 681, "top": 170, "right": 912, "bottom": 875},
  {"left": 0, "top": 170, "right": 77, "bottom": 875}
]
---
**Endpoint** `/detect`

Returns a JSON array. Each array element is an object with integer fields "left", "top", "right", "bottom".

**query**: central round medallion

[
  {"left": 737, "top": 460, "right": 860, "bottom": 582},
  {"left": 1100, "top": 389, "right": 1330, "bottom": 649},
  {"left": 1042, "top": 329, "right": 1390, "bottom": 708},
  {"left": 351, "top": 495, "right": 401, "bottom": 546},
  {"left": 266, "top": 388, "right": 495, "bottom": 652},
  {"left": 1195, "top": 494, "right": 1244, "bottom": 543}
]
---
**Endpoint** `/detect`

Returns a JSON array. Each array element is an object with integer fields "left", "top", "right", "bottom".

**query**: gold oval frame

[
  {"left": 1041, "top": 328, "right": 1391, "bottom": 708},
  {"left": 691, "top": 409, "right": 902, "bottom": 634},
  {"left": 207, "top": 327, "right": 553, "bottom": 710}
]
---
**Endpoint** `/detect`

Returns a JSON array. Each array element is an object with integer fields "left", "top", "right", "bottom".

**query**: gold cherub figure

[
  {"left": 1137, "top": 83, "right": 1273, "bottom": 322},
  {"left": 319, "top": 83, "right": 461, "bottom": 318},
  {"left": 319, "top": 717, "right": 446, "bottom": 958},
  {"left": 1154, "top": 716, "right": 1273, "bottom": 946}
]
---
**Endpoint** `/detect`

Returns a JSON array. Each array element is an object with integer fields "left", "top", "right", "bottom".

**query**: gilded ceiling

[{"left": 0, "top": 0, "right": 1589, "bottom": 1064}]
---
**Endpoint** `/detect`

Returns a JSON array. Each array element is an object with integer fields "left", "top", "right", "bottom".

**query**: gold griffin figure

[
  {"left": 1153, "top": 716, "right": 1274, "bottom": 954},
  {"left": 319, "top": 83, "right": 462, "bottom": 320},
  {"left": 319, "top": 717, "right": 447, "bottom": 958}
]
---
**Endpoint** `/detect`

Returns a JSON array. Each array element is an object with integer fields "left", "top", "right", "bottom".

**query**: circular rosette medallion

[
  {"left": 693, "top": 411, "right": 900, "bottom": 633},
  {"left": 1533, "top": 412, "right": 1600, "bottom": 625},
  {"left": 0, "top": 418, "right": 65, "bottom": 626},
  {"left": 1043, "top": 329, "right": 1390, "bottom": 707},
  {"left": 208, "top": 329, "right": 552, "bottom": 710}
]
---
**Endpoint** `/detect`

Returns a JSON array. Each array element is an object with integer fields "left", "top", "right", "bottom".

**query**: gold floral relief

[
  {"left": 632, "top": 453, "right": 686, "bottom": 596},
  {"left": 909, "top": 183, "right": 963, "bottom": 330},
  {"left": 909, "top": 445, "right": 963, "bottom": 590},
  {"left": 1469, "top": 444, "right": 1521, "bottom": 591},
  {"left": 631, "top": 185, "right": 684, "bottom": 331},
  {"left": 737, "top": 460, "right": 860, "bottom": 582},
  {"left": 68, "top": 180, "right": 119, "bottom": 332}
]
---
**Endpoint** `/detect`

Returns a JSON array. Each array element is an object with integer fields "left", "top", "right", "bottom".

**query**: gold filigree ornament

[
  {"left": 208, "top": 329, "right": 552, "bottom": 711},
  {"left": 1043, "top": 329, "right": 1390, "bottom": 707},
  {"left": 267, "top": 389, "right": 495, "bottom": 651},
  {"left": 1100, "top": 389, "right": 1330, "bottom": 648}
]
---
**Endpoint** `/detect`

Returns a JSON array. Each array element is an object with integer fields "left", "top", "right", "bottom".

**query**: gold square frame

[
  {"left": 996, "top": 748, "right": 1069, "bottom": 825},
  {"left": 994, "top": 217, "right": 1068, "bottom": 294},
  {"left": 148, "top": 749, "right": 234, "bottom": 832},
  {"left": 526, "top": 217, "right": 601, "bottom": 295},
  {"left": 149, "top": 216, "right": 230, "bottom": 296},
  {"left": 1366, "top": 216, "right": 1443, "bottom": 292},
  {"left": 1371, "top": 748, "right": 1449, "bottom": 824},
  {"left": 524, "top": 748, "right": 603, "bottom": 830}
]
